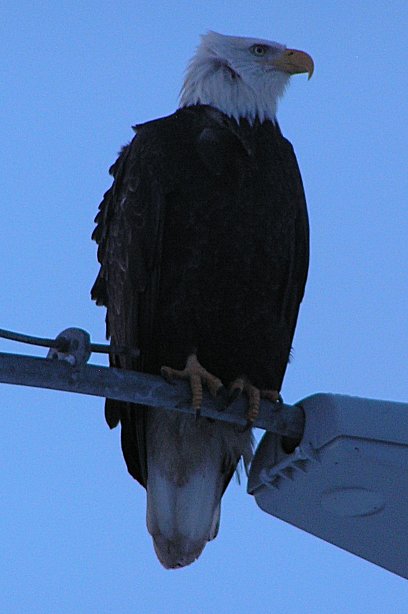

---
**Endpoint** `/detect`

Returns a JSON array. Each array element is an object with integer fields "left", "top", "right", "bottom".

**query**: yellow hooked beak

[{"left": 273, "top": 48, "right": 314, "bottom": 80}]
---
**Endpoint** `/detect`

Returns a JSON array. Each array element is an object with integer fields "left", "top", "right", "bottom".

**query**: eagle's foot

[
  {"left": 161, "top": 354, "right": 224, "bottom": 417},
  {"left": 228, "top": 378, "right": 280, "bottom": 430}
]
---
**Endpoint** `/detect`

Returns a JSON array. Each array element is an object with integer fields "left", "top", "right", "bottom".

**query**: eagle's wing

[
  {"left": 280, "top": 134, "right": 309, "bottom": 345},
  {"left": 91, "top": 126, "right": 169, "bottom": 487}
]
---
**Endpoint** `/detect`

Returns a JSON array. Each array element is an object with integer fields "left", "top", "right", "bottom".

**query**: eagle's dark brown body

[{"left": 91, "top": 104, "right": 309, "bottom": 567}]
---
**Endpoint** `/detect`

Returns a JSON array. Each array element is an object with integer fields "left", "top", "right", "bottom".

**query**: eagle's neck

[{"left": 179, "top": 56, "right": 287, "bottom": 125}]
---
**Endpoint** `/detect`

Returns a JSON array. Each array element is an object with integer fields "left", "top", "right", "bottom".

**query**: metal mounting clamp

[{"left": 47, "top": 328, "right": 91, "bottom": 366}]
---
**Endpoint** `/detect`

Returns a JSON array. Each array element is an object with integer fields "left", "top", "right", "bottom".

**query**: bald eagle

[{"left": 92, "top": 31, "right": 312, "bottom": 568}]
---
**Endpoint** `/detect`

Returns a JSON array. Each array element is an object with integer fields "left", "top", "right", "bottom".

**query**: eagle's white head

[{"left": 180, "top": 31, "right": 313, "bottom": 124}]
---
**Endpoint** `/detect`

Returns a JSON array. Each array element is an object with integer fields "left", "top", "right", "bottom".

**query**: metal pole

[{"left": 0, "top": 351, "right": 304, "bottom": 437}]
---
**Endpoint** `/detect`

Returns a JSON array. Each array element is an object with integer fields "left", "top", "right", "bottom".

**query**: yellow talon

[
  {"left": 228, "top": 377, "right": 280, "bottom": 426},
  {"left": 161, "top": 354, "right": 223, "bottom": 416}
]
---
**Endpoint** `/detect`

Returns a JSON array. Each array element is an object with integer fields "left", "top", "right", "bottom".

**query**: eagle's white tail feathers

[
  {"left": 146, "top": 462, "right": 223, "bottom": 568},
  {"left": 145, "top": 410, "right": 252, "bottom": 569}
]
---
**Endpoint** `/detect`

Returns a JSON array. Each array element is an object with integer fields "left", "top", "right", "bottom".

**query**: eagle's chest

[{"left": 165, "top": 152, "right": 294, "bottom": 273}]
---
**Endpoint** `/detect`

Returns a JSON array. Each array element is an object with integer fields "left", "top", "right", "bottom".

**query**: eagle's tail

[
  {"left": 144, "top": 410, "right": 252, "bottom": 569},
  {"left": 147, "top": 466, "right": 222, "bottom": 569}
]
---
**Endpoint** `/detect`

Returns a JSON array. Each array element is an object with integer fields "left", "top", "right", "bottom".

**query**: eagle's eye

[{"left": 251, "top": 44, "right": 268, "bottom": 57}]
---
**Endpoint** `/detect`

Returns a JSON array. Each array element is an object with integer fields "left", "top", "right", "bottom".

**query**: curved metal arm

[{"left": 0, "top": 350, "right": 304, "bottom": 437}]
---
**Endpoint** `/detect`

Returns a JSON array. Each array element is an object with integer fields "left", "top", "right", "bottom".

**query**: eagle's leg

[
  {"left": 228, "top": 377, "right": 281, "bottom": 428},
  {"left": 161, "top": 354, "right": 224, "bottom": 416}
]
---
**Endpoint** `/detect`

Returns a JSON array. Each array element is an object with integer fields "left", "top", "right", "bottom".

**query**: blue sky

[{"left": 2, "top": 1, "right": 408, "bottom": 612}]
